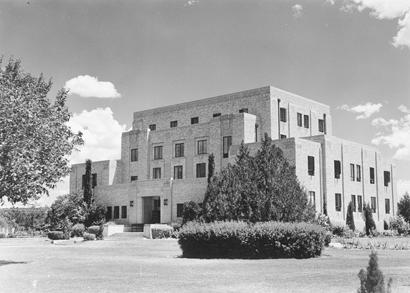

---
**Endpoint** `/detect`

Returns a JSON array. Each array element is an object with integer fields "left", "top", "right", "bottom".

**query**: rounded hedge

[
  {"left": 178, "top": 221, "right": 326, "bottom": 259},
  {"left": 47, "top": 231, "right": 66, "bottom": 240}
]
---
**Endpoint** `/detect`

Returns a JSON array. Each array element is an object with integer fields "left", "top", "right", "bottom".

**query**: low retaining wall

[
  {"left": 143, "top": 224, "right": 173, "bottom": 239},
  {"left": 103, "top": 224, "right": 124, "bottom": 237}
]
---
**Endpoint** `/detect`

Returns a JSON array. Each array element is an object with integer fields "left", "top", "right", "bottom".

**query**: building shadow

[{"left": 0, "top": 260, "right": 27, "bottom": 266}]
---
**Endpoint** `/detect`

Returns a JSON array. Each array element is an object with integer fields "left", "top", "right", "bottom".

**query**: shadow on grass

[{"left": 0, "top": 260, "right": 27, "bottom": 266}]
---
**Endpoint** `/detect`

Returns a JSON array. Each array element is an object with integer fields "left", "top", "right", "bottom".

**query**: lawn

[{"left": 1, "top": 233, "right": 410, "bottom": 293}]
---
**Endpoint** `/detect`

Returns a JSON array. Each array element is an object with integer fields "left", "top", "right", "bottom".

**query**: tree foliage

[
  {"left": 182, "top": 201, "right": 202, "bottom": 225},
  {"left": 363, "top": 203, "right": 376, "bottom": 236},
  {"left": 83, "top": 159, "right": 92, "bottom": 206},
  {"left": 398, "top": 192, "right": 410, "bottom": 223},
  {"left": 0, "top": 207, "right": 49, "bottom": 232},
  {"left": 358, "top": 251, "right": 392, "bottom": 293},
  {"left": 207, "top": 153, "right": 215, "bottom": 184},
  {"left": 202, "top": 135, "right": 315, "bottom": 223},
  {"left": 0, "top": 59, "right": 83, "bottom": 204},
  {"left": 346, "top": 201, "right": 356, "bottom": 231}
]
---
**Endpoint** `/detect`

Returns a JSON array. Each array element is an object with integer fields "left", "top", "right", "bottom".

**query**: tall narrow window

[
  {"left": 131, "top": 148, "right": 138, "bottom": 162},
  {"left": 384, "top": 171, "right": 390, "bottom": 187},
  {"left": 255, "top": 124, "right": 259, "bottom": 142},
  {"left": 196, "top": 163, "right": 206, "bottom": 178},
  {"left": 177, "top": 204, "right": 184, "bottom": 217},
  {"left": 356, "top": 165, "right": 361, "bottom": 182},
  {"left": 309, "top": 191, "right": 316, "bottom": 209},
  {"left": 149, "top": 124, "right": 156, "bottom": 131},
  {"left": 197, "top": 140, "right": 207, "bottom": 155},
  {"left": 153, "top": 146, "right": 163, "bottom": 160},
  {"left": 121, "top": 206, "right": 127, "bottom": 219},
  {"left": 92, "top": 173, "right": 97, "bottom": 188},
  {"left": 318, "top": 119, "right": 325, "bottom": 133},
  {"left": 174, "top": 165, "right": 183, "bottom": 179},
  {"left": 170, "top": 120, "right": 178, "bottom": 128},
  {"left": 385, "top": 199, "right": 390, "bottom": 214},
  {"left": 335, "top": 193, "right": 342, "bottom": 212},
  {"left": 304, "top": 115, "right": 309, "bottom": 128},
  {"left": 334, "top": 160, "right": 341, "bottom": 179},
  {"left": 351, "top": 195, "right": 356, "bottom": 212},
  {"left": 308, "top": 156, "right": 315, "bottom": 176},
  {"left": 114, "top": 206, "right": 120, "bottom": 219},
  {"left": 223, "top": 136, "right": 232, "bottom": 158},
  {"left": 153, "top": 167, "right": 161, "bottom": 179},
  {"left": 357, "top": 195, "right": 363, "bottom": 212},
  {"left": 175, "top": 143, "right": 184, "bottom": 158},
  {"left": 350, "top": 164, "right": 355, "bottom": 181},
  {"left": 370, "top": 167, "right": 375, "bottom": 184},
  {"left": 239, "top": 108, "right": 248, "bottom": 113},
  {"left": 106, "top": 206, "right": 112, "bottom": 220},
  {"left": 297, "top": 113, "right": 303, "bottom": 127},
  {"left": 371, "top": 197, "right": 376, "bottom": 213},
  {"left": 191, "top": 117, "right": 199, "bottom": 124},
  {"left": 280, "top": 108, "right": 287, "bottom": 122}
]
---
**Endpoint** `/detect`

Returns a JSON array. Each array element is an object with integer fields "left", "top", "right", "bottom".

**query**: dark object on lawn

[{"left": 358, "top": 251, "right": 392, "bottom": 293}]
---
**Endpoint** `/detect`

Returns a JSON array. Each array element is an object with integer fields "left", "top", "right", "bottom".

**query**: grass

[{"left": 1, "top": 233, "right": 410, "bottom": 292}]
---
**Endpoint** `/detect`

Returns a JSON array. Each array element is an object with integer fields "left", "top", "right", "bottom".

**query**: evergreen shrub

[
  {"left": 71, "top": 223, "right": 85, "bottom": 237},
  {"left": 47, "top": 231, "right": 66, "bottom": 240},
  {"left": 83, "top": 232, "right": 96, "bottom": 241},
  {"left": 178, "top": 221, "right": 326, "bottom": 259},
  {"left": 87, "top": 225, "right": 103, "bottom": 239}
]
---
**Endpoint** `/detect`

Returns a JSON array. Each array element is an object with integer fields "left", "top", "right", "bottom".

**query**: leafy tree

[
  {"left": 363, "top": 203, "right": 376, "bottom": 236},
  {"left": 346, "top": 201, "right": 355, "bottom": 231},
  {"left": 182, "top": 201, "right": 202, "bottom": 225},
  {"left": 207, "top": 153, "right": 215, "bottom": 184},
  {"left": 0, "top": 59, "right": 83, "bottom": 204},
  {"left": 202, "top": 134, "right": 315, "bottom": 223},
  {"left": 84, "top": 202, "right": 106, "bottom": 227},
  {"left": 0, "top": 207, "right": 49, "bottom": 232},
  {"left": 83, "top": 159, "right": 93, "bottom": 207},
  {"left": 46, "top": 193, "right": 87, "bottom": 230},
  {"left": 358, "top": 251, "right": 392, "bottom": 293},
  {"left": 398, "top": 192, "right": 410, "bottom": 223}
]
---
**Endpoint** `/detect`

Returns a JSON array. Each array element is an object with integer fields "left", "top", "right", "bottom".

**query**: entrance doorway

[{"left": 143, "top": 197, "right": 161, "bottom": 224}]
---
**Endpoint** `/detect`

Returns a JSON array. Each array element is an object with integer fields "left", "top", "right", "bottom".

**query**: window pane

[
  {"left": 106, "top": 206, "right": 112, "bottom": 220},
  {"left": 223, "top": 136, "right": 232, "bottom": 158},
  {"left": 308, "top": 156, "right": 315, "bottom": 176},
  {"left": 297, "top": 113, "right": 302, "bottom": 127},
  {"left": 191, "top": 117, "right": 199, "bottom": 124},
  {"left": 196, "top": 163, "right": 206, "bottom": 178},
  {"left": 371, "top": 197, "right": 376, "bottom": 213},
  {"left": 92, "top": 173, "right": 97, "bottom": 188},
  {"left": 304, "top": 115, "right": 309, "bottom": 128},
  {"left": 197, "top": 140, "right": 207, "bottom": 155},
  {"left": 131, "top": 148, "right": 138, "bottom": 162},
  {"left": 335, "top": 193, "right": 341, "bottom": 212},
  {"left": 356, "top": 165, "right": 361, "bottom": 182},
  {"left": 154, "top": 146, "right": 163, "bottom": 160},
  {"left": 370, "top": 167, "right": 375, "bottom": 184},
  {"left": 351, "top": 195, "right": 356, "bottom": 212},
  {"left": 114, "top": 206, "right": 120, "bottom": 219},
  {"left": 309, "top": 191, "right": 316, "bottom": 209},
  {"left": 121, "top": 206, "right": 127, "bottom": 219},
  {"left": 174, "top": 165, "right": 183, "bottom": 179},
  {"left": 170, "top": 120, "right": 177, "bottom": 128},
  {"left": 239, "top": 108, "right": 248, "bottom": 113},
  {"left": 350, "top": 164, "right": 355, "bottom": 181},
  {"left": 149, "top": 124, "right": 156, "bottom": 131},
  {"left": 318, "top": 119, "right": 325, "bottom": 132},
  {"left": 213, "top": 113, "right": 221, "bottom": 117},
  {"left": 357, "top": 195, "right": 363, "bottom": 212},
  {"left": 385, "top": 199, "right": 390, "bottom": 214},
  {"left": 280, "top": 108, "right": 287, "bottom": 122},
  {"left": 177, "top": 204, "right": 184, "bottom": 217},
  {"left": 334, "top": 160, "right": 341, "bottom": 179},
  {"left": 153, "top": 168, "right": 161, "bottom": 179},
  {"left": 384, "top": 171, "right": 390, "bottom": 187}
]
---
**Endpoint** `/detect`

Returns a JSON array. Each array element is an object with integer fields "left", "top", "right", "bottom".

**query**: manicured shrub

[
  {"left": 87, "top": 225, "right": 103, "bottom": 239},
  {"left": 71, "top": 223, "right": 85, "bottom": 237},
  {"left": 182, "top": 201, "right": 202, "bottom": 225},
  {"left": 178, "top": 221, "right": 326, "bottom": 259},
  {"left": 151, "top": 227, "right": 173, "bottom": 239},
  {"left": 346, "top": 201, "right": 355, "bottom": 231},
  {"left": 358, "top": 251, "right": 392, "bottom": 293},
  {"left": 389, "top": 216, "right": 409, "bottom": 235},
  {"left": 331, "top": 224, "right": 352, "bottom": 237},
  {"left": 83, "top": 232, "right": 96, "bottom": 241},
  {"left": 47, "top": 231, "right": 66, "bottom": 240},
  {"left": 363, "top": 204, "right": 376, "bottom": 236}
]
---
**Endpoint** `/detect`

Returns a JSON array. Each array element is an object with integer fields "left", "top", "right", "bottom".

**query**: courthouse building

[{"left": 69, "top": 86, "right": 396, "bottom": 231}]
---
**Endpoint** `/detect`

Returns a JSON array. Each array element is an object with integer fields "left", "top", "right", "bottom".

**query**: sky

[{"left": 0, "top": 0, "right": 409, "bottom": 206}]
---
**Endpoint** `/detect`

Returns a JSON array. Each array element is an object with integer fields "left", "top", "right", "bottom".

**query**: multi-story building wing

[{"left": 69, "top": 86, "right": 395, "bottom": 230}]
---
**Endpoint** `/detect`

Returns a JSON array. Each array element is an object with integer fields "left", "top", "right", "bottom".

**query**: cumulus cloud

[
  {"left": 339, "top": 102, "right": 383, "bottom": 119},
  {"left": 184, "top": 0, "right": 199, "bottom": 7},
  {"left": 371, "top": 104, "right": 410, "bottom": 161},
  {"left": 343, "top": 0, "right": 410, "bottom": 49},
  {"left": 325, "top": 0, "right": 335, "bottom": 5},
  {"left": 64, "top": 75, "right": 121, "bottom": 98},
  {"left": 292, "top": 4, "right": 303, "bottom": 18}
]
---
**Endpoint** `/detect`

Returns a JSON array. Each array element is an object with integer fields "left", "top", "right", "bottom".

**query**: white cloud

[
  {"left": 371, "top": 105, "right": 410, "bottom": 161},
  {"left": 64, "top": 75, "right": 121, "bottom": 98},
  {"left": 325, "top": 0, "right": 335, "bottom": 5},
  {"left": 398, "top": 179, "right": 410, "bottom": 197},
  {"left": 343, "top": 0, "right": 410, "bottom": 49},
  {"left": 292, "top": 4, "right": 303, "bottom": 18},
  {"left": 184, "top": 0, "right": 199, "bottom": 7},
  {"left": 339, "top": 102, "right": 383, "bottom": 119}
]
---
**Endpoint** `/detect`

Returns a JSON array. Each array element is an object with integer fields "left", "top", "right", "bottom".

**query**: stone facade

[{"left": 69, "top": 86, "right": 395, "bottom": 229}]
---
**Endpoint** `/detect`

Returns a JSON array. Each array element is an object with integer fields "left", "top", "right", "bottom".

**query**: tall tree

[
  {"left": 0, "top": 59, "right": 83, "bottom": 204},
  {"left": 202, "top": 134, "right": 315, "bottom": 223},
  {"left": 346, "top": 201, "right": 355, "bottom": 231},
  {"left": 83, "top": 159, "right": 92, "bottom": 207},
  {"left": 207, "top": 153, "right": 215, "bottom": 184},
  {"left": 363, "top": 203, "right": 376, "bottom": 236},
  {"left": 398, "top": 192, "right": 410, "bottom": 223}
]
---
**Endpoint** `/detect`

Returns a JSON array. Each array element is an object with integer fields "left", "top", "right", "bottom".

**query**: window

[
  {"left": 223, "top": 136, "right": 232, "bottom": 158},
  {"left": 177, "top": 204, "right": 184, "bottom": 217},
  {"left": 280, "top": 107, "right": 287, "bottom": 122},
  {"left": 175, "top": 143, "right": 184, "bottom": 158},
  {"left": 114, "top": 206, "right": 120, "bottom": 219},
  {"left": 357, "top": 195, "right": 363, "bottom": 212},
  {"left": 106, "top": 206, "right": 112, "bottom": 220},
  {"left": 149, "top": 124, "right": 156, "bottom": 131},
  {"left": 371, "top": 197, "right": 376, "bottom": 213},
  {"left": 309, "top": 191, "right": 316, "bottom": 209},
  {"left": 92, "top": 173, "right": 97, "bottom": 188},
  {"left": 356, "top": 165, "right": 361, "bottom": 182},
  {"left": 297, "top": 113, "right": 303, "bottom": 127},
  {"left": 318, "top": 119, "right": 325, "bottom": 133},
  {"left": 385, "top": 199, "right": 390, "bottom": 214},
  {"left": 153, "top": 167, "right": 161, "bottom": 179},
  {"left": 163, "top": 199, "right": 168, "bottom": 206},
  {"left": 174, "top": 165, "right": 183, "bottom": 179},
  {"left": 213, "top": 113, "right": 221, "bottom": 117},
  {"left": 308, "top": 156, "right": 315, "bottom": 176},
  {"left": 384, "top": 171, "right": 390, "bottom": 187},
  {"left": 370, "top": 167, "right": 375, "bottom": 184},
  {"left": 280, "top": 134, "right": 287, "bottom": 139},
  {"left": 131, "top": 176, "right": 138, "bottom": 182},
  {"left": 191, "top": 117, "right": 199, "bottom": 124},
  {"left": 239, "top": 108, "right": 248, "bottom": 113},
  {"left": 304, "top": 115, "right": 309, "bottom": 128},
  {"left": 131, "top": 148, "right": 138, "bottom": 162},
  {"left": 335, "top": 193, "right": 342, "bottom": 212},
  {"left": 154, "top": 146, "right": 163, "bottom": 160},
  {"left": 196, "top": 163, "right": 206, "bottom": 178},
  {"left": 130, "top": 201, "right": 134, "bottom": 207},
  {"left": 197, "top": 139, "right": 207, "bottom": 155},
  {"left": 350, "top": 164, "right": 355, "bottom": 181},
  {"left": 351, "top": 195, "right": 356, "bottom": 212},
  {"left": 121, "top": 206, "right": 127, "bottom": 219},
  {"left": 170, "top": 120, "right": 178, "bottom": 128},
  {"left": 334, "top": 160, "right": 341, "bottom": 179}
]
